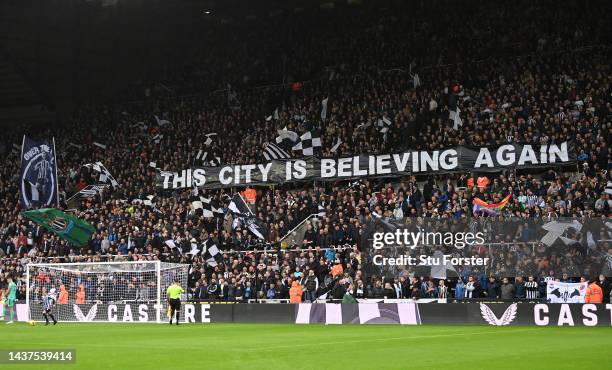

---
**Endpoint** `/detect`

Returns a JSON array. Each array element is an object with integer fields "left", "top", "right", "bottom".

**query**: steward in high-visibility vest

[
  {"left": 585, "top": 281, "right": 603, "bottom": 303},
  {"left": 242, "top": 187, "right": 257, "bottom": 204}
]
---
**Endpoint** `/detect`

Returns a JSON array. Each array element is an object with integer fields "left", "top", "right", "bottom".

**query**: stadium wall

[
  {"left": 185, "top": 302, "right": 612, "bottom": 326},
  {"left": 14, "top": 303, "right": 612, "bottom": 326},
  {"left": 416, "top": 303, "right": 612, "bottom": 326}
]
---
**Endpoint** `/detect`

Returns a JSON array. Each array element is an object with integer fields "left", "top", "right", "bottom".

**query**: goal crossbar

[{"left": 26, "top": 261, "right": 188, "bottom": 323}]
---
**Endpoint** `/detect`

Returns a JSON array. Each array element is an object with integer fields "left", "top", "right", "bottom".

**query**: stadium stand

[{"left": 0, "top": 0, "right": 611, "bottom": 305}]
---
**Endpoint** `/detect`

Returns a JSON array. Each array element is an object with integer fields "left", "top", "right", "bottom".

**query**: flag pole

[
  {"left": 20, "top": 134, "right": 25, "bottom": 166},
  {"left": 254, "top": 264, "right": 258, "bottom": 304},
  {"left": 20, "top": 135, "right": 25, "bottom": 208},
  {"left": 53, "top": 137, "right": 60, "bottom": 207}
]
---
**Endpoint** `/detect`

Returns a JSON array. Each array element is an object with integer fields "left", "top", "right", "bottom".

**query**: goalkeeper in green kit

[
  {"left": 5, "top": 276, "right": 17, "bottom": 324},
  {"left": 166, "top": 279, "right": 184, "bottom": 325}
]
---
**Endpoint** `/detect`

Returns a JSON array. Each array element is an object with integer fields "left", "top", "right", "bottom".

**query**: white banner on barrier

[{"left": 546, "top": 281, "right": 588, "bottom": 303}]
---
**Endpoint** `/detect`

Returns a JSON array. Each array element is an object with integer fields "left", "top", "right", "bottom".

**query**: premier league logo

[{"left": 20, "top": 136, "right": 58, "bottom": 209}]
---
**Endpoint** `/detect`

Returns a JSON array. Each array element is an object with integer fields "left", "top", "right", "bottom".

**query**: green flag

[{"left": 22, "top": 208, "right": 95, "bottom": 246}]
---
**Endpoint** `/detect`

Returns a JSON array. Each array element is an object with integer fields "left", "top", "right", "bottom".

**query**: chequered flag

[
  {"left": 292, "top": 131, "right": 322, "bottom": 156},
  {"left": 203, "top": 238, "right": 223, "bottom": 267},
  {"left": 83, "top": 162, "right": 119, "bottom": 188}
]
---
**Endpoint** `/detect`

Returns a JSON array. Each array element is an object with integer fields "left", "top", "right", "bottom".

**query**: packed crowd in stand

[{"left": 1, "top": 0, "right": 611, "bottom": 304}]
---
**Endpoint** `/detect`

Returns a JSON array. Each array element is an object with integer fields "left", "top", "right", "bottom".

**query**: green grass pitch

[{"left": 1, "top": 323, "right": 611, "bottom": 369}]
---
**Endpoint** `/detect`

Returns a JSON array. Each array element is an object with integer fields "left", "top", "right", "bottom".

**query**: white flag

[
  {"left": 321, "top": 98, "right": 329, "bottom": 121},
  {"left": 330, "top": 137, "right": 342, "bottom": 153},
  {"left": 546, "top": 281, "right": 587, "bottom": 303},
  {"left": 154, "top": 115, "right": 171, "bottom": 126},
  {"left": 204, "top": 133, "right": 217, "bottom": 146},
  {"left": 412, "top": 73, "right": 421, "bottom": 88},
  {"left": 276, "top": 127, "right": 298, "bottom": 143},
  {"left": 93, "top": 142, "right": 107, "bottom": 150},
  {"left": 450, "top": 107, "right": 463, "bottom": 130}
]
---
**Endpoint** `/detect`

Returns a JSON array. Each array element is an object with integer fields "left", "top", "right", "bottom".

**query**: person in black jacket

[
  {"left": 355, "top": 279, "right": 367, "bottom": 299},
  {"left": 234, "top": 282, "right": 244, "bottom": 301},
  {"left": 598, "top": 274, "right": 611, "bottom": 303},
  {"left": 206, "top": 279, "right": 219, "bottom": 300},
  {"left": 304, "top": 270, "right": 319, "bottom": 302},
  {"left": 370, "top": 280, "right": 384, "bottom": 299},
  {"left": 193, "top": 281, "right": 207, "bottom": 301},
  {"left": 485, "top": 276, "right": 500, "bottom": 299},
  {"left": 315, "top": 259, "right": 328, "bottom": 283},
  {"left": 331, "top": 278, "right": 345, "bottom": 299},
  {"left": 400, "top": 277, "right": 410, "bottom": 298},
  {"left": 383, "top": 282, "right": 397, "bottom": 299},
  {"left": 217, "top": 279, "right": 228, "bottom": 300}
]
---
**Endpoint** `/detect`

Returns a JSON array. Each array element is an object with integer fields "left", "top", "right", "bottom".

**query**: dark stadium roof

[{"left": 0, "top": 0, "right": 366, "bottom": 120}]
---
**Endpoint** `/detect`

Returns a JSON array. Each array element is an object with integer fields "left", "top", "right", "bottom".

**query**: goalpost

[{"left": 26, "top": 261, "right": 189, "bottom": 323}]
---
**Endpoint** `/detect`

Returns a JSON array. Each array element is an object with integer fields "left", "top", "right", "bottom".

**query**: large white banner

[{"left": 546, "top": 281, "right": 588, "bottom": 303}]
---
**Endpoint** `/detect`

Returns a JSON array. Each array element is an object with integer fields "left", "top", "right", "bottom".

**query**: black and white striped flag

[
  {"left": 74, "top": 184, "right": 107, "bottom": 199},
  {"left": 83, "top": 162, "right": 119, "bottom": 188},
  {"left": 66, "top": 184, "right": 108, "bottom": 208},
  {"left": 292, "top": 131, "right": 322, "bottom": 156},
  {"left": 228, "top": 194, "right": 267, "bottom": 240},
  {"left": 376, "top": 117, "right": 392, "bottom": 134},
  {"left": 194, "top": 133, "right": 221, "bottom": 166},
  {"left": 194, "top": 150, "right": 221, "bottom": 166},
  {"left": 228, "top": 194, "right": 253, "bottom": 216},
  {"left": 263, "top": 142, "right": 291, "bottom": 160},
  {"left": 605, "top": 182, "right": 612, "bottom": 196},
  {"left": 447, "top": 83, "right": 464, "bottom": 130}
]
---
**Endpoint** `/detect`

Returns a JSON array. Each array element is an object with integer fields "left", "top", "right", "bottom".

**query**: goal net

[{"left": 26, "top": 261, "right": 189, "bottom": 323}]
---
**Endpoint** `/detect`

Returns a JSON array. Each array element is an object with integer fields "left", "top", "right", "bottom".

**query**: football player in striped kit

[{"left": 41, "top": 288, "right": 58, "bottom": 326}]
